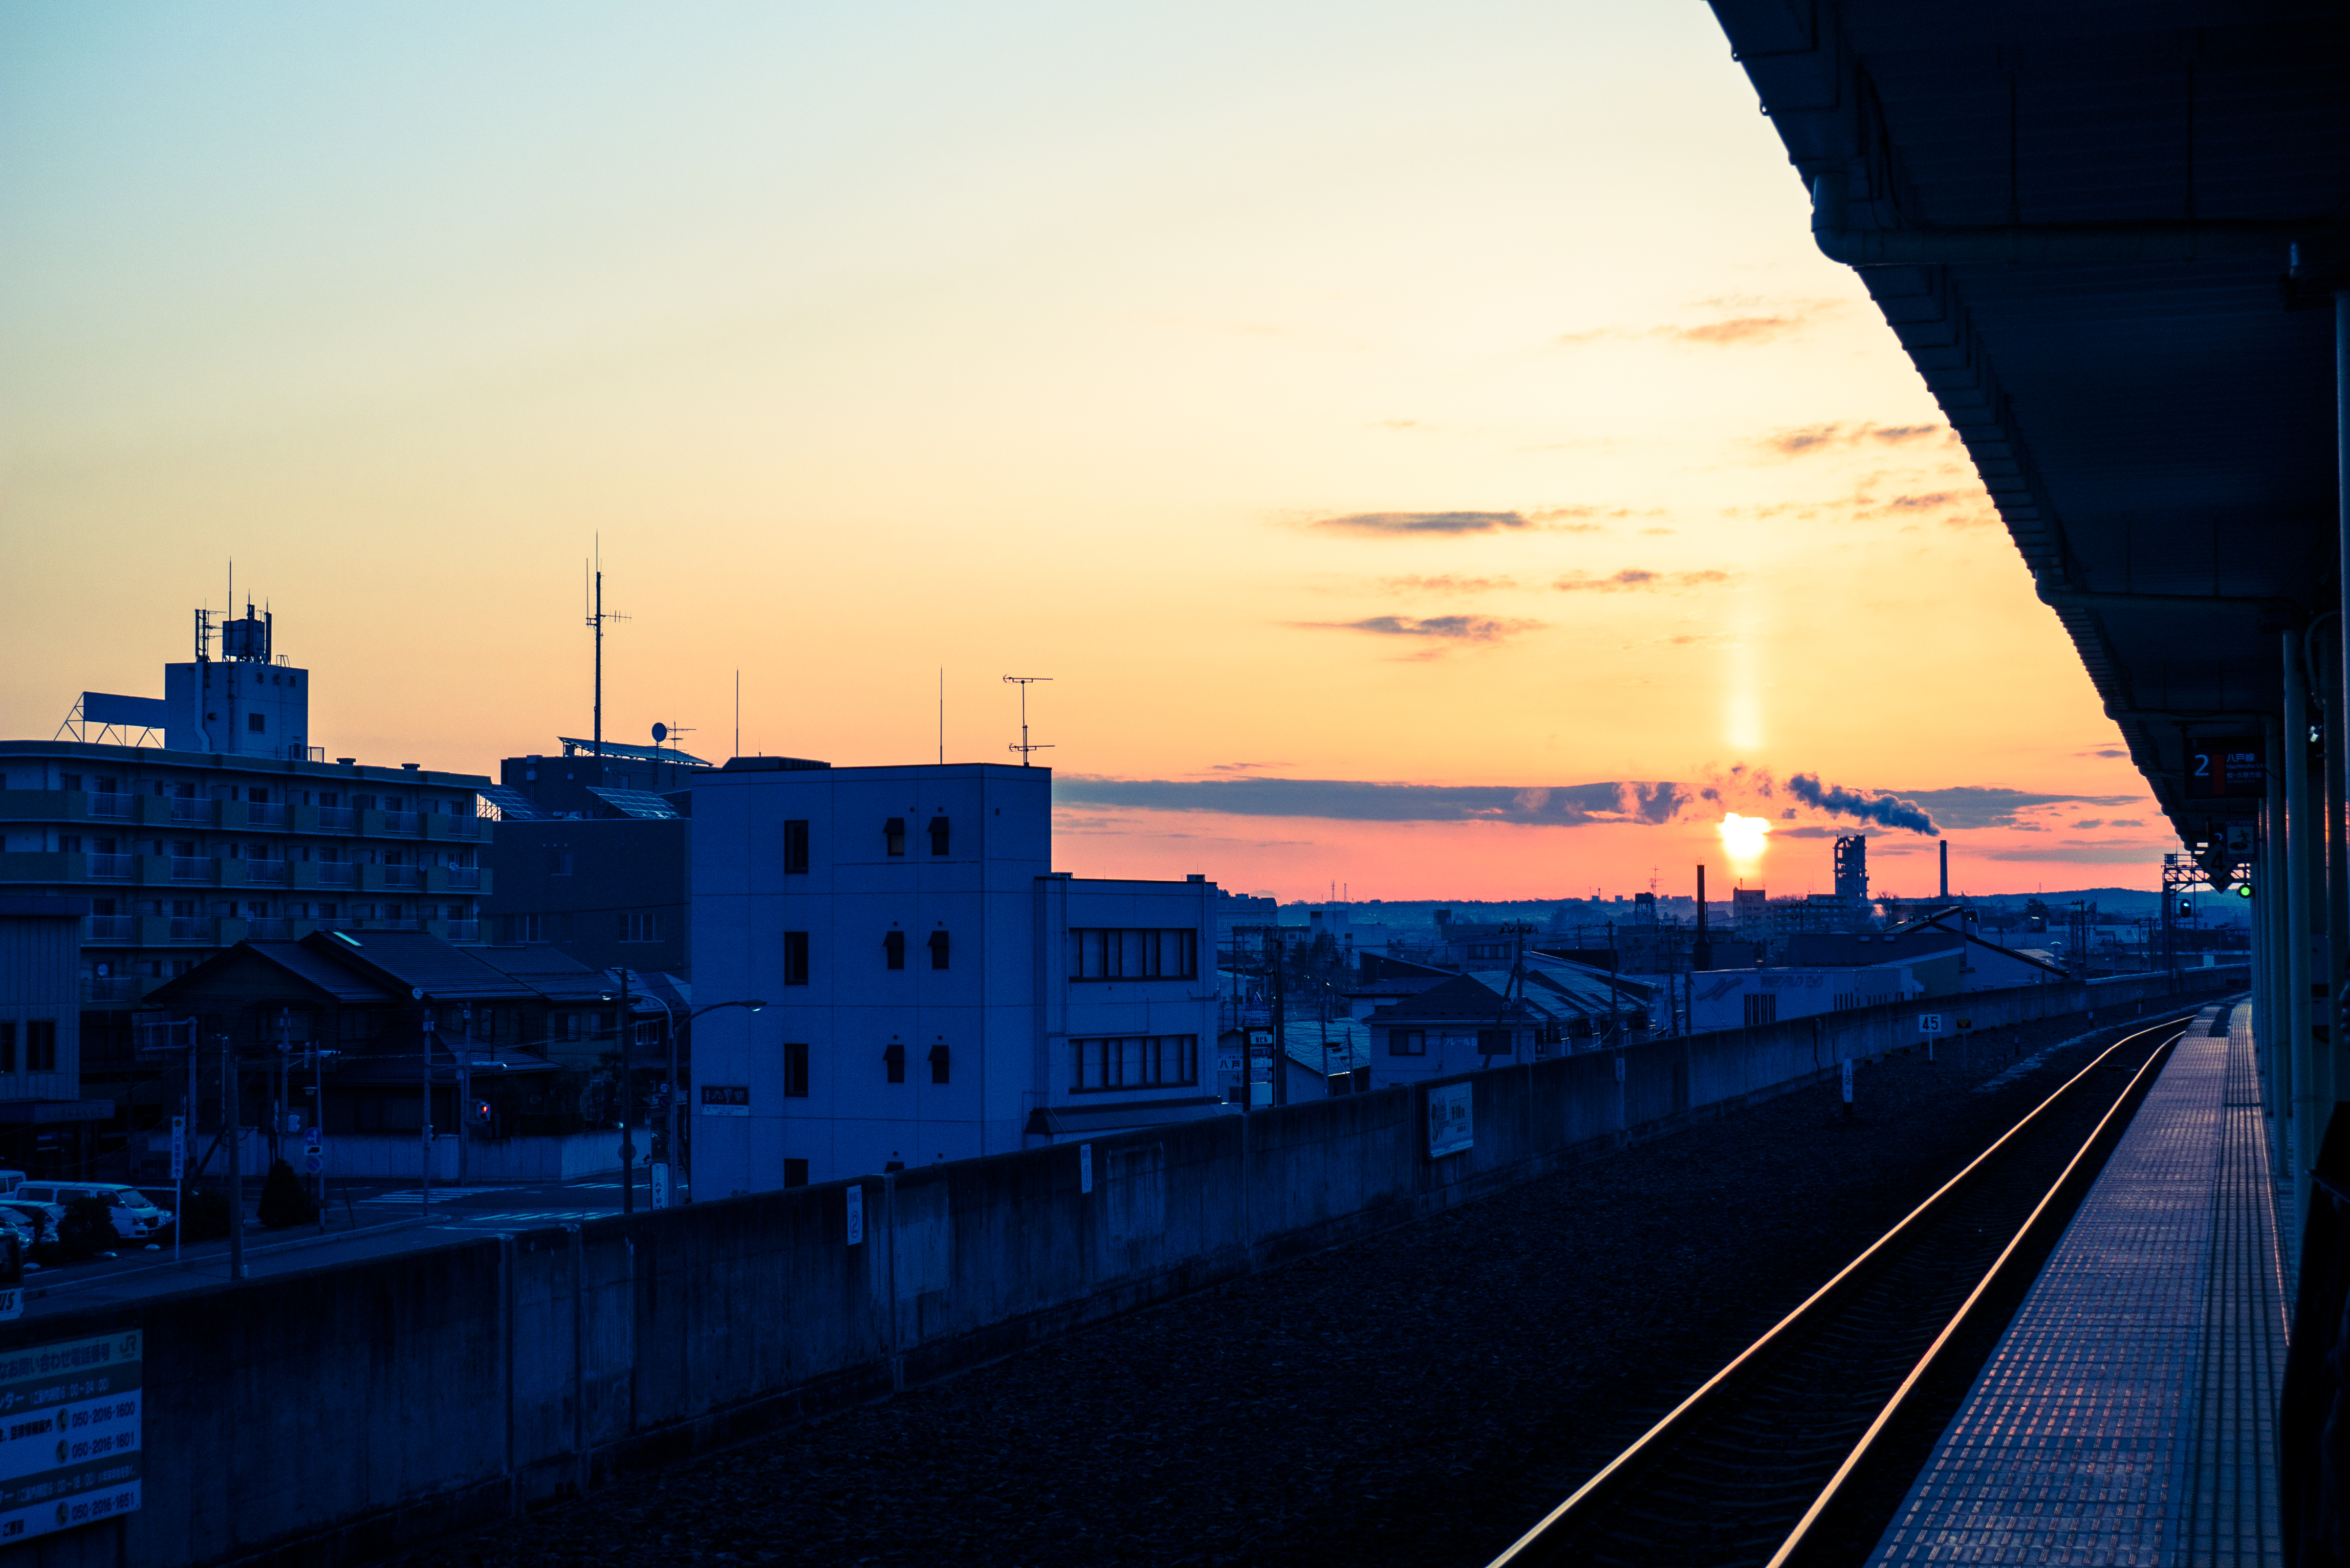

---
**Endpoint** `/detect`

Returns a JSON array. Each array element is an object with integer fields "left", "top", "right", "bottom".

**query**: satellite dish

[{"left": 652, "top": 723, "right": 668, "bottom": 743}]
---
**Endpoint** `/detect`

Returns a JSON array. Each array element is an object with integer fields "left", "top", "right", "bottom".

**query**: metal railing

[
  {"left": 317, "top": 806, "right": 356, "bottom": 831},
  {"left": 382, "top": 866, "right": 420, "bottom": 888},
  {"left": 169, "top": 856, "right": 213, "bottom": 882},
  {"left": 85, "top": 794, "right": 132, "bottom": 818},
  {"left": 445, "top": 867, "right": 481, "bottom": 889},
  {"left": 85, "top": 916, "right": 136, "bottom": 941},
  {"left": 169, "top": 798, "right": 210, "bottom": 822},
  {"left": 247, "top": 919, "right": 290, "bottom": 939},
  {"left": 82, "top": 977, "right": 143, "bottom": 1003},
  {"left": 443, "top": 920, "right": 480, "bottom": 941},
  {"left": 245, "top": 860, "right": 290, "bottom": 884},
  {"left": 169, "top": 918, "right": 209, "bottom": 941},
  {"left": 246, "top": 803, "right": 287, "bottom": 828},
  {"left": 316, "top": 862, "right": 356, "bottom": 886},
  {"left": 382, "top": 811, "right": 420, "bottom": 834},
  {"left": 86, "top": 854, "right": 135, "bottom": 879},
  {"left": 444, "top": 816, "right": 481, "bottom": 839}
]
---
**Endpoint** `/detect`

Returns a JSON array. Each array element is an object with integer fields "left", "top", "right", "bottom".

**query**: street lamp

[{"left": 601, "top": 972, "right": 764, "bottom": 1212}]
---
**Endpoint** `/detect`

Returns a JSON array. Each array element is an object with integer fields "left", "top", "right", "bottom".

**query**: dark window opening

[
  {"left": 783, "top": 819, "right": 810, "bottom": 874},
  {"left": 1070, "top": 1034, "right": 1199, "bottom": 1092},
  {"left": 883, "top": 930, "right": 906, "bottom": 970},
  {"left": 24, "top": 1021, "right": 56, "bottom": 1073},
  {"left": 1388, "top": 1029, "right": 1426, "bottom": 1056},
  {"left": 784, "top": 931, "right": 810, "bottom": 985},
  {"left": 927, "top": 815, "right": 950, "bottom": 855},
  {"left": 927, "top": 1042, "right": 950, "bottom": 1084},
  {"left": 247, "top": 713, "right": 267, "bottom": 732},
  {"left": 784, "top": 1158, "right": 810, "bottom": 1187},
  {"left": 0, "top": 1021, "right": 13, "bottom": 1073},
  {"left": 1067, "top": 928, "right": 1200, "bottom": 981},
  {"left": 884, "top": 817, "right": 906, "bottom": 856},
  {"left": 547, "top": 848, "right": 573, "bottom": 877},
  {"left": 928, "top": 930, "right": 950, "bottom": 969},
  {"left": 883, "top": 1042, "right": 906, "bottom": 1083},
  {"left": 783, "top": 1041, "right": 810, "bottom": 1097}
]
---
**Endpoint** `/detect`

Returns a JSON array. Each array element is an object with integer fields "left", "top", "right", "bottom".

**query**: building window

[
  {"left": 1388, "top": 1029, "right": 1426, "bottom": 1056},
  {"left": 784, "top": 1158, "right": 809, "bottom": 1188},
  {"left": 927, "top": 1042, "right": 950, "bottom": 1084},
  {"left": 510, "top": 914, "right": 547, "bottom": 944},
  {"left": 1070, "top": 1035, "right": 1198, "bottom": 1092},
  {"left": 0, "top": 1022, "right": 12, "bottom": 1073},
  {"left": 621, "top": 911, "right": 663, "bottom": 943},
  {"left": 24, "top": 1021, "right": 56, "bottom": 1074},
  {"left": 1067, "top": 928, "right": 1199, "bottom": 981},
  {"left": 884, "top": 930, "right": 905, "bottom": 970},
  {"left": 1743, "top": 994, "right": 1779, "bottom": 1027},
  {"left": 884, "top": 817, "right": 906, "bottom": 856},
  {"left": 783, "top": 1041, "right": 810, "bottom": 1097},
  {"left": 883, "top": 1042, "right": 906, "bottom": 1083},
  {"left": 784, "top": 932, "right": 810, "bottom": 986},
  {"left": 248, "top": 713, "right": 267, "bottom": 732},
  {"left": 784, "top": 820, "right": 810, "bottom": 874},
  {"left": 548, "top": 848, "right": 573, "bottom": 876},
  {"left": 928, "top": 930, "right": 950, "bottom": 970},
  {"left": 928, "top": 815, "right": 950, "bottom": 856}
]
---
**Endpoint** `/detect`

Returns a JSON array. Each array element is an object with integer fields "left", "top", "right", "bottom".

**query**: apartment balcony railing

[
  {"left": 85, "top": 916, "right": 136, "bottom": 942},
  {"left": 85, "top": 794, "right": 132, "bottom": 819},
  {"left": 247, "top": 919, "right": 290, "bottom": 939},
  {"left": 381, "top": 866, "right": 420, "bottom": 888},
  {"left": 82, "top": 977, "right": 143, "bottom": 1003},
  {"left": 246, "top": 803, "right": 287, "bottom": 829},
  {"left": 316, "top": 862, "right": 356, "bottom": 886},
  {"left": 86, "top": 854, "right": 136, "bottom": 879},
  {"left": 442, "top": 920, "right": 480, "bottom": 942},
  {"left": 169, "top": 918, "right": 209, "bottom": 941},
  {"left": 317, "top": 806, "right": 356, "bottom": 832},
  {"left": 245, "top": 859, "right": 290, "bottom": 885},
  {"left": 445, "top": 867, "right": 481, "bottom": 889},
  {"left": 169, "top": 798, "right": 211, "bottom": 823},
  {"left": 169, "top": 856, "right": 214, "bottom": 882},
  {"left": 443, "top": 816, "right": 481, "bottom": 839},
  {"left": 381, "top": 811, "right": 420, "bottom": 835}
]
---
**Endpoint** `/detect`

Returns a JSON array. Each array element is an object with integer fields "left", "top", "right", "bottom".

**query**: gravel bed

[{"left": 404, "top": 999, "right": 2212, "bottom": 1568}]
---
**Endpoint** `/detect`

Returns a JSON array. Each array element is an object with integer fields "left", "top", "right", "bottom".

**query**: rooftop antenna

[
  {"left": 1003, "top": 675, "right": 1053, "bottom": 766},
  {"left": 651, "top": 721, "right": 694, "bottom": 758},
  {"left": 734, "top": 670, "right": 741, "bottom": 759},
  {"left": 939, "top": 668, "right": 945, "bottom": 765},
  {"left": 585, "top": 538, "right": 629, "bottom": 759}
]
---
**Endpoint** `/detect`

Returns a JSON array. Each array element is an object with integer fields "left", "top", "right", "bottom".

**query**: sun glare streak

[{"left": 1718, "top": 811, "right": 1771, "bottom": 868}]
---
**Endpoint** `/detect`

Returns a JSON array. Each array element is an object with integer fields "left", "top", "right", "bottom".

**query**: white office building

[{"left": 690, "top": 760, "right": 1223, "bottom": 1193}]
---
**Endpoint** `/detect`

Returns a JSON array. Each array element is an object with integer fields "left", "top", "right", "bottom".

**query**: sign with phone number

[{"left": 0, "top": 1330, "right": 142, "bottom": 1541}]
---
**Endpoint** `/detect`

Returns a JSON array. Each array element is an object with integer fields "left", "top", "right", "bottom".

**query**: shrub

[
  {"left": 56, "top": 1196, "right": 117, "bottom": 1257},
  {"left": 176, "top": 1187, "right": 231, "bottom": 1242},
  {"left": 257, "top": 1160, "right": 315, "bottom": 1229}
]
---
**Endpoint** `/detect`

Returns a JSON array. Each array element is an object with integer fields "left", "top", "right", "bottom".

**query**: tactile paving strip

[{"left": 1868, "top": 1004, "right": 2287, "bottom": 1566}]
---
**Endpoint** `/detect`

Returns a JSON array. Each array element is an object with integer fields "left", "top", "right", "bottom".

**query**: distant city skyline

[{"left": 0, "top": 3, "right": 2175, "bottom": 900}]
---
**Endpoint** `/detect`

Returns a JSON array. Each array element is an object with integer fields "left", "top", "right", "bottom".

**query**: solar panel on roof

[
  {"left": 477, "top": 787, "right": 541, "bottom": 821},
  {"left": 587, "top": 787, "right": 681, "bottom": 820}
]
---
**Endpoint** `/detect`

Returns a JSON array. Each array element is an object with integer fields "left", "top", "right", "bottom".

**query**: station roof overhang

[{"left": 1708, "top": 1, "right": 2350, "bottom": 884}]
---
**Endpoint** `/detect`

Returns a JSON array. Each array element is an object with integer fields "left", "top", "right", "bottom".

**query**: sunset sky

[{"left": 0, "top": 3, "right": 2175, "bottom": 902}]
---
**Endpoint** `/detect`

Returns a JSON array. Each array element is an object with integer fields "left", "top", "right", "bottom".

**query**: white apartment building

[{"left": 690, "top": 760, "right": 1223, "bottom": 1193}]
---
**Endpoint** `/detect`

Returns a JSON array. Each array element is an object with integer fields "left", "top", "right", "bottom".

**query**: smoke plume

[{"left": 1785, "top": 773, "right": 1939, "bottom": 836}]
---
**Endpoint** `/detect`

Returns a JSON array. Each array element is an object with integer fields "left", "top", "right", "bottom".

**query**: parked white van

[{"left": 13, "top": 1183, "right": 171, "bottom": 1240}]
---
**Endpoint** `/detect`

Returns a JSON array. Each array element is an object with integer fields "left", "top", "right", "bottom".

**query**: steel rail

[
  {"left": 1762, "top": 1026, "right": 2181, "bottom": 1567},
  {"left": 1485, "top": 1010, "right": 2201, "bottom": 1568}
]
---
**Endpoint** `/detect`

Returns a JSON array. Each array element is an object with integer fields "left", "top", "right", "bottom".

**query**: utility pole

[
  {"left": 458, "top": 1006, "right": 474, "bottom": 1188},
  {"left": 420, "top": 1010, "right": 434, "bottom": 1215},
  {"left": 1269, "top": 934, "right": 1288, "bottom": 1107},
  {"left": 223, "top": 1033, "right": 246, "bottom": 1280},
  {"left": 616, "top": 968, "right": 638, "bottom": 1215}
]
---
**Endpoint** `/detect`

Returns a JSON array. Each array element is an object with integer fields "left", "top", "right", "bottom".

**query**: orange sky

[{"left": 0, "top": 4, "right": 2177, "bottom": 901}]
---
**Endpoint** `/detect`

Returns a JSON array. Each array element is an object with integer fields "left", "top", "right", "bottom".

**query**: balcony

[
  {"left": 443, "top": 816, "right": 481, "bottom": 839},
  {"left": 85, "top": 916, "right": 136, "bottom": 942},
  {"left": 246, "top": 803, "right": 287, "bottom": 829},
  {"left": 245, "top": 859, "right": 290, "bottom": 885},
  {"left": 317, "top": 806, "right": 356, "bottom": 832},
  {"left": 248, "top": 919, "right": 290, "bottom": 939},
  {"left": 169, "top": 918, "right": 210, "bottom": 941},
  {"left": 382, "top": 865, "right": 420, "bottom": 888},
  {"left": 316, "top": 862, "right": 356, "bottom": 886},
  {"left": 169, "top": 798, "right": 212, "bottom": 824},
  {"left": 381, "top": 811, "right": 420, "bottom": 835},
  {"left": 82, "top": 977, "right": 144, "bottom": 1004},
  {"left": 445, "top": 866, "right": 481, "bottom": 890},
  {"left": 85, "top": 793, "right": 133, "bottom": 819},
  {"left": 441, "top": 920, "right": 481, "bottom": 942},
  {"left": 170, "top": 856, "right": 215, "bottom": 882},
  {"left": 86, "top": 854, "right": 136, "bottom": 879}
]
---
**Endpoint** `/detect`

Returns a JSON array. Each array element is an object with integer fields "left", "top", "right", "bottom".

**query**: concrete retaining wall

[{"left": 3, "top": 967, "right": 2241, "bottom": 1568}]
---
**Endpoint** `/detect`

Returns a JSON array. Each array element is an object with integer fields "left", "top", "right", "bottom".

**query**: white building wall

[{"left": 1689, "top": 964, "right": 1920, "bottom": 1031}]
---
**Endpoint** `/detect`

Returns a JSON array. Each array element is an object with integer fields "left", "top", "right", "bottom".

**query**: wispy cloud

[
  {"left": 1758, "top": 421, "right": 1949, "bottom": 459},
  {"left": 1559, "top": 301, "right": 1835, "bottom": 350},
  {"left": 1376, "top": 573, "right": 1520, "bottom": 595},
  {"left": 1553, "top": 569, "right": 1733, "bottom": 594},
  {"left": 1305, "top": 511, "right": 1532, "bottom": 537},
  {"left": 1053, "top": 776, "right": 1690, "bottom": 826},
  {"left": 1301, "top": 614, "right": 1540, "bottom": 644},
  {"left": 1894, "top": 786, "right": 2142, "bottom": 830}
]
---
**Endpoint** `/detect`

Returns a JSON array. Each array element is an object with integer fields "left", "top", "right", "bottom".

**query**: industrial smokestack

[
  {"left": 1940, "top": 839, "right": 1949, "bottom": 900},
  {"left": 1693, "top": 864, "right": 1713, "bottom": 971}
]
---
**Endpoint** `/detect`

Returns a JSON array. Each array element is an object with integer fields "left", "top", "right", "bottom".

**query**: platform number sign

[
  {"left": 2187, "top": 737, "right": 2264, "bottom": 799},
  {"left": 0, "top": 1330, "right": 143, "bottom": 1542}
]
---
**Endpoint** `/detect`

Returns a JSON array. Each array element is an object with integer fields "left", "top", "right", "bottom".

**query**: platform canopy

[{"left": 1711, "top": 1, "right": 2350, "bottom": 884}]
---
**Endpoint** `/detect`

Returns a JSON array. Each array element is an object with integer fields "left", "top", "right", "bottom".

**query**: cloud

[
  {"left": 2071, "top": 819, "right": 2104, "bottom": 830},
  {"left": 1207, "top": 761, "right": 1287, "bottom": 774},
  {"left": 1785, "top": 773, "right": 1939, "bottom": 835},
  {"left": 1759, "top": 421, "right": 1951, "bottom": 459},
  {"left": 1300, "top": 614, "right": 1541, "bottom": 644},
  {"left": 1052, "top": 777, "right": 1692, "bottom": 827},
  {"left": 1668, "top": 315, "right": 1801, "bottom": 344},
  {"left": 1887, "top": 492, "right": 1964, "bottom": 511},
  {"left": 1376, "top": 574, "right": 1519, "bottom": 595},
  {"left": 1977, "top": 841, "right": 2175, "bottom": 865},
  {"left": 1559, "top": 303, "right": 1830, "bottom": 350},
  {"left": 1553, "top": 569, "right": 1733, "bottom": 594},
  {"left": 1306, "top": 511, "right": 1532, "bottom": 537},
  {"left": 1893, "top": 786, "right": 2142, "bottom": 830}
]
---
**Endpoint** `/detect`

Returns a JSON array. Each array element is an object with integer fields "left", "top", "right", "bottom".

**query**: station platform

[{"left": 1869, "top": 1000, "right": 2289, "bottom": 1566}]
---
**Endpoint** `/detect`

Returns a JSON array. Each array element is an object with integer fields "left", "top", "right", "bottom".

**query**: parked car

[
  {"left": 0, "top": 1200, "right": 63, "bottom": 1242},
  {"left": 12, "top": 1183, "right": 172, "bottom": 1242},
  {"left": 0, "top": 1169, "right": 26, "bottom": 1196}
]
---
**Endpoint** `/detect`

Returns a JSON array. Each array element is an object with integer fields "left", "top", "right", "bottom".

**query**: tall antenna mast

[
  {"left": 938, "top": 668, "right": 945, "bottom": 766},
  {"left": 1002, "top": 675, "right": 1053, "bottom": 766},
  {"left": 584, "top": 539, "right": 629, "bottom": 759}
]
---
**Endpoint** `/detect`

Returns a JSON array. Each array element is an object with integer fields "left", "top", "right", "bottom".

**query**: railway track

[{"left": 1486, "top": 1012, "right": 2199, "bottom": 1568}]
